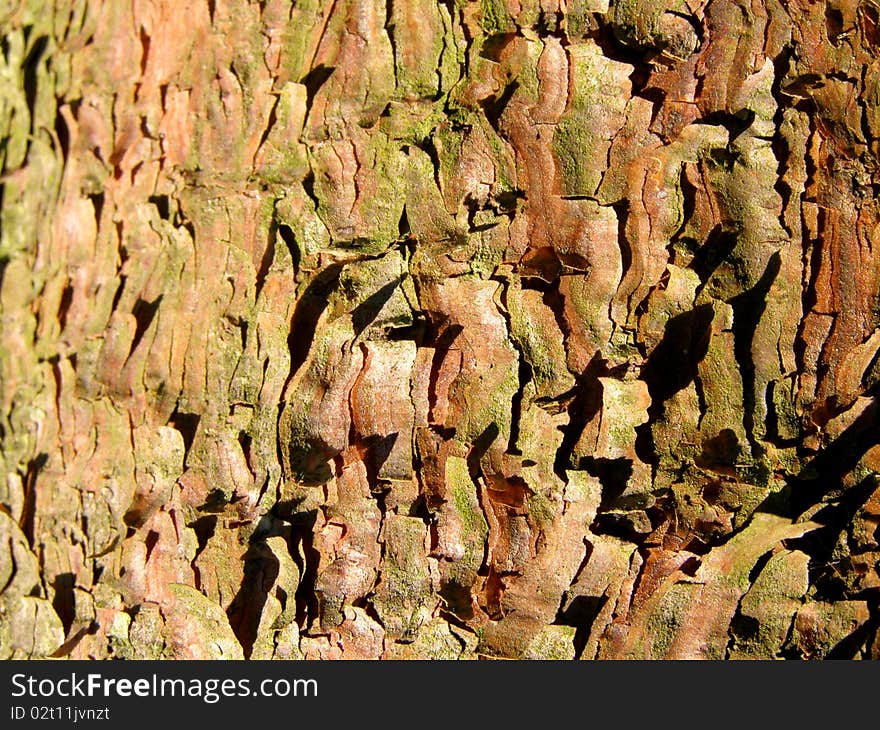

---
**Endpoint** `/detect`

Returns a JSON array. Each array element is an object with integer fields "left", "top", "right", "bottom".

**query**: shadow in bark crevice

[
  {"left": 641, "top": 303, "right": 714, "bottom": 406},
  {"left": 553, "top": 354, "right": 606, "bottom": 481},
  {"left": 226, "top": 540, "right": 281, "bottom": 659}
]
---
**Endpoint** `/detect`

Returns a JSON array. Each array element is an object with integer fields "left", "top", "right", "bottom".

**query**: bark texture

[{"left": 1, "top": 0, "right": 880, "bottom": 659}]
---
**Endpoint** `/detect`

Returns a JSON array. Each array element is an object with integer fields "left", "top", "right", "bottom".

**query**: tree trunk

[{"left": 1, "top": 0, "right": 879, "bottom": 660}]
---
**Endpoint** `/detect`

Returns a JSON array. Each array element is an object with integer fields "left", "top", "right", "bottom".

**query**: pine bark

[{"left": 1, "top": 0, "right": 879, "bottom": 659}]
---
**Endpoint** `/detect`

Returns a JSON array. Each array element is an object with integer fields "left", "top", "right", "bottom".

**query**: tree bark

[{"left": 1, "top": 0, "right": 879, "bottom": 660}]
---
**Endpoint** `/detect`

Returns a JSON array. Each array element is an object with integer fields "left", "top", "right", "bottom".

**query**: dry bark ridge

[{"left": 0, "top": 0, "right": 879, "bottom": 660}]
